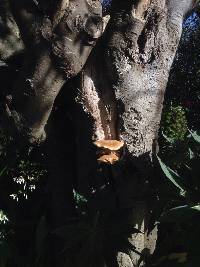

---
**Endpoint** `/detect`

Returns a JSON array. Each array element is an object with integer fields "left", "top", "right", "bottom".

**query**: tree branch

[
  {"left": 3, "top": 0, "right": 105, "bottom": 144},
  {"left": 9, "top": 0, "right": 42, "bottom": 45},
  {"left": 167, "top": 0, "right": 197, "bottom": 24}
]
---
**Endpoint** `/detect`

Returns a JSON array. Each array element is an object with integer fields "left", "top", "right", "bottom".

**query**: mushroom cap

[
  {"left": 94, "top": 140, "right": 124, "bottom": 151},
  {"left": 97, "top": 152, "right": 119, "bottom": 164}
]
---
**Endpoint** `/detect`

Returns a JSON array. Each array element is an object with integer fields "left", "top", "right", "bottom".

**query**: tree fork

[
  {"left": 3, "top": 0, "right": 104, "bottom": 144},
  {"left": 0, "top": 0, "right": 198, "bottom": 266}
]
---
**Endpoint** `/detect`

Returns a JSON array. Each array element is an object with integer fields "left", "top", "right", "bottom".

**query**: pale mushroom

[
  {"left": 97, "top": 152, "right": 119, "bottom": 165},
  {"left": 94, "top": 140, "right": 124, "bottom": 164},
  {"left": 93, "top": 140, "right": 124, "bottom": 151}
]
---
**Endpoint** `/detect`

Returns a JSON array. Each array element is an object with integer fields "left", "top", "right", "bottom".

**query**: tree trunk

[
  {"left": 0, "top": 0, "right": 197, "bottom": 267},
  {"left": 76, "top": 0, "right": 196, "bottom": 266}
]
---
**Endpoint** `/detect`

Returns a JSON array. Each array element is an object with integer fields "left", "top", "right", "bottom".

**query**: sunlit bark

[{"left": 0, "top": 0, "right": 197, "bottom": 266}]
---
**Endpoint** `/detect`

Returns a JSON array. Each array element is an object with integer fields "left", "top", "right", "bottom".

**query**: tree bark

[
  {"left": 2, "top": 0, "right": 104, "bottom": 144},
  {"left": 0, "top": 0, "right": 24, "bottom": 60},
  {"left": 76, "top": 0, "right": 196, "bottom": 266},
  {"left": 0, "top": 0, "right": 197, "bottom": 267},
  {"left": 108, "top": 0, "right": 195, "bottom": 265}
]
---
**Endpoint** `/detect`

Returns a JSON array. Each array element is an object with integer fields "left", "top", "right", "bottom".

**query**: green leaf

[
  {"left": 160, "top": 205, "right": 200, "bottom": 223},
  {"left": 162, "top": 132, "right": 175, "bottom": 144},
  {"left": 73, "top": 189, "right": 87, "bottom": 204},
  {"left": 191, "top": 205, "right": 200, "bottom": 211},
  {"left": 0, "top": 167, "right": 7, "bottom": 178},
  {"left": 0, "top": 61, "right": 7, "bottom": 67},
  {"left": 0, "top": 210, "right": 8, "bottom": 224},
  {"left": 189, "top": 148, "right": 195, "bottom": 159},
  {"left": 189, "top": 129, "right": 200, "bottom": 143},
  {"left": 157, "top": 156, "right": 186, "bottom": 196}
]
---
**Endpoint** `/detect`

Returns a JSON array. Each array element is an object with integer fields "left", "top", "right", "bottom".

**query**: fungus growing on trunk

[{"left": 94, "top": 140, "right": 124, "bottom": 164}]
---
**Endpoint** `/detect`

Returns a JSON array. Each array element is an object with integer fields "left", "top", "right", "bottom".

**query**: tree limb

[{"left": 3, "top": 0, "right": 105, "bottom": 144}]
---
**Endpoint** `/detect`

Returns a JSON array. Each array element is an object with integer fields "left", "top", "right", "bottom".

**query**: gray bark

[
  {"left": 2, "top": 0, "right": 104, "bottom": 144},
  {"left": 0, "top": 0, "right": 24, "bottom": 60},
  {"left": 77, "top": 0, "right": 196, "bottom": 266},
  {"left": 0, "top": 0, "right": 197, "bottom": 266},
  {"left": 110, "top": 0, "right": 195, "bottom": 265},
  {"left": 105, "top": 0, "right": 195, "bottom": 157}
]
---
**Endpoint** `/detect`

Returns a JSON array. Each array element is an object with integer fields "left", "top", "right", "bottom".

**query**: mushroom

[
  {"left": 94, "top": 140, "right": 124, "bottom": 151},
  {"left": 97, "top": 152, "right": 119, "bottom": 165},
  {"left": 93, "top": 140, "right": 124, "bottom": 164}
]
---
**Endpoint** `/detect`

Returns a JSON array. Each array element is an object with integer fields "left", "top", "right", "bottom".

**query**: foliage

[
  {"left": 9, "top": 159, "right": 46, "bottom": 201},
  {"left": 155, "top": 15, "right": 200, "bottom": 260},
  {"left": 0, "top": 129, "right": 47, "bottom": 201},
  {"left": 156, "top": 130, "right": 200, "bottom": 267},
  {"left": 166, "top": 12, "right": 200, "bottom": 130},
  {"left": 0, "top": 129, "right": 47, "bottom": 267},
  {"left": 161, "top": 104, "right": 188, "bottom": 142},
  {"left": 159, "top": 104, "right": 189, "bottom": 170},
  {"left": 0, "top": 210, "right": 11, "bottom": 267},
  {"left": 0, "top": 210, "right": 8, "bottom": 224}
]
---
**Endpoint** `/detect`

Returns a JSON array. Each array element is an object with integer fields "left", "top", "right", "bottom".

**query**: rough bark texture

[
  {"left": 2, "top": 0, "right": 104, "bottom": 144},
  {"left": 105, "top": 0, "right": 195, "bottom": 157},
  {"left": 0, "top": 0, "right": 24, "bottom": 60},
  {"left": 77, "top": 0, "right": 196, "bottom": 266},
  {"left": 0, "top": 0, "right": 197, "bottom": 267},
  {"left": 111, "top": 0, "right": 195, "bottom": 265}
]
